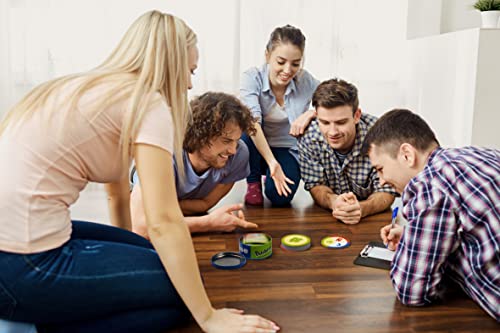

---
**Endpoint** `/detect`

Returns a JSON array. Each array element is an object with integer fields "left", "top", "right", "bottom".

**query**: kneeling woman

[{"left": 240, "top": 25, "right": 319, "bottom": 206}]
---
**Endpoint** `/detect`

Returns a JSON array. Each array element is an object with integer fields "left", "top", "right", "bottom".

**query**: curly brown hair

[{"left": 183, "top": 92, "right": 256, "bottom": 153}]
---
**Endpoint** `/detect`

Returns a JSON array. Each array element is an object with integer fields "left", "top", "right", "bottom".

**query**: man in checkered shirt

[
  {"left": 364, "top": 109, "right": 499, "bottom": 321},
  {"left": 298, "top": 78, "right": 396, "bottom": 224}
]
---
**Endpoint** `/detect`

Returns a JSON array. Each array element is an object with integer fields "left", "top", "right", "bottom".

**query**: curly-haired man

[{"left": 130, "top": 92, "right": 258, "bottom": 236}]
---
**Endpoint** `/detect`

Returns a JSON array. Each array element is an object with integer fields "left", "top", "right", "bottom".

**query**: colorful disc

[
  {"left": 321, "top": 235, "right": 351, "bottom": 249},
  {"left": 281, "top": 234, "right": 311, "bottom": 248}
]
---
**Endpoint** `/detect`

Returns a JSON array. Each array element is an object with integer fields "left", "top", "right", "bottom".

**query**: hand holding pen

[
  {"left": 391, "top": 207, "right": 399, "bottom": 229},
  {"left": 380, "top": 207, "right": 403, "bottom": 251}
]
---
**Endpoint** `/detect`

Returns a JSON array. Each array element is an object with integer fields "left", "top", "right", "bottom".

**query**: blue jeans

[
  {"left": 0, "top": 221, "right": 190, "bottom": 333},
  {"left": 242, "top": 134, "right": 301, "bottom": 206}
]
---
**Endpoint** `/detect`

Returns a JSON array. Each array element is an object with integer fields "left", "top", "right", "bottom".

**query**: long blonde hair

[{"left": 0, "top": 10, "right": 197, "bottom": 176}]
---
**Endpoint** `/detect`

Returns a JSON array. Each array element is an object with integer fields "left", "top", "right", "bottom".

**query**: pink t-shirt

[{"left": 0, "top": 82, "right": 174, "bottom": 253}]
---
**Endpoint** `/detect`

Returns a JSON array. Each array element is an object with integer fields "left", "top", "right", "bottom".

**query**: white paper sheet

[{"left": 367, "top": 247, "right": 395, "bottom": 261}]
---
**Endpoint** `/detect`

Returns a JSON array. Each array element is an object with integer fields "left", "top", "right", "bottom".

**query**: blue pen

[{"left": 391, "top": 207, "right": 399, "bottom": 229}]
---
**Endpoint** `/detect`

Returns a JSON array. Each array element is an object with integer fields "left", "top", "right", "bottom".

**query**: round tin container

[{"left": 239, "top": 233, "right": 273, "bottom": 260}]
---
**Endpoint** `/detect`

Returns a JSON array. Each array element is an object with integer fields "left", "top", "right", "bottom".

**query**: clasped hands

[{"left": 330, "top": 192, "right": 362, "bottom": 224}]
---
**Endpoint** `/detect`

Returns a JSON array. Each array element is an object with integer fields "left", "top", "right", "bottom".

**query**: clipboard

[{"left": 353, "top": 241, "right": 395, "bottom": 270}]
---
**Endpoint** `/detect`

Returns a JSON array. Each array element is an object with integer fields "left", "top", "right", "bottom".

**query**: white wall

[
  {"left": 0, "top": 0, "right": 11, "bottom": 116},
  {"left": 472, "top": 29, "right": 500, "bottom": 148},
  {"left": 403, "top": 28, "right": 500, "bottom": 149},
  {"left": 0, "top": 0, "right": 241, "bottom": 106},
  {"left": 440, "top": 0, "right": 481, "bottom": 34},
  {"left": 403, "top": 29, "right": 479, "bottom": 147},
  {"left": 407, "top": 0, "right": 481, "bottom": 39},
  {"left": 406, "top": 0, "right": 442, "bottom": 39},
  {"left": 404, "top": 0, "right": 499, "bottom": 149},
  {"left": 0, "top": 0, "right": 409, "bottom": 120}
]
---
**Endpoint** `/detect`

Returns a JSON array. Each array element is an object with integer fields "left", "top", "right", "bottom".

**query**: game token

[
  {"left": 321, "top": 235, "right": 350, "bottom": 249},
  {"left": 280, "top": 234, "right": 311, "bottom": 251}
]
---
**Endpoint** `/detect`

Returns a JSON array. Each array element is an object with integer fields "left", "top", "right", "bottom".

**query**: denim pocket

[{"left": 0, "top": 280, "right": 16, "bottom": 319}]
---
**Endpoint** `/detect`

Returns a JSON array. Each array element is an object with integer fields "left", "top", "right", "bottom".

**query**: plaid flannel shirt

[
  {"left": 392, "top": 147, "right": 500, "bottom": 321},
  {"left": 298, "top": 113, "right": 396, "bottom": 199}
]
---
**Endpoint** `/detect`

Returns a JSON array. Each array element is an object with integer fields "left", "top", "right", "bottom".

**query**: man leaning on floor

[
  {"left": 364, "top": 108, "right": 499, "bottom": 321},
  {"left": 130, "top": 92, "right": 259, "bottom": 237},
  {"left": 298, "top": 78, "right": 396, "bottom": 224}
]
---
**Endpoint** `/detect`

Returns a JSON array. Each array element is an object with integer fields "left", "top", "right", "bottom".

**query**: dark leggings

[
  {"left": 242, "top": 133, "right": 301, "bottom": 206},
  {"left": 0, "top": 221, "right": 190, "bottom": 333}
]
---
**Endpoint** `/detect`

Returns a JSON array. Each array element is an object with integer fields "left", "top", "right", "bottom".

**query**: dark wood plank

[{"left": 171, "top": 183, "right": 498, "bottom": 332}]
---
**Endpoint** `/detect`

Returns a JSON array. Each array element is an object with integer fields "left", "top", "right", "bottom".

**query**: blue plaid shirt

[
  {"left": 298, "top": 113, "right": 396, "bottom": 199},
  {"left": 392, "top": 147, "right": 500, "bottom": 320}
]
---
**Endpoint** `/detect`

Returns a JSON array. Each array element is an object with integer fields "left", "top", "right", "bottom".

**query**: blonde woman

[{"left": 0, "top": 10, "right": 279, "bottom": 333}]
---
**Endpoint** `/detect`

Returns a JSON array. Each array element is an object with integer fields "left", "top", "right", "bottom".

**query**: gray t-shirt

[
  {"left": 132, "top": 140, "right": 249, "bottom": 200},
  {"left": 263, "top": 103, "right": 296, "bottom": 148}
]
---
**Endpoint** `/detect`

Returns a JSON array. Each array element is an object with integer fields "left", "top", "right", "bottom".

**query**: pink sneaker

[{"left": 245, "top": 182, "right": 263, "bottom": 206}]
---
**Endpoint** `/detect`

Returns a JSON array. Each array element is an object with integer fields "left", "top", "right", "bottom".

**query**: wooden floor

[
  {"left": 171, "top": 190, "right": 498, "bottom": 333},
  {"left": 71, "top": 182, "right": 497, "bottom": 332}
]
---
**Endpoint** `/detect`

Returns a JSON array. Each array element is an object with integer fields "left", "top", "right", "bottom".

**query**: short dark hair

[
  {"left": 266, "top": 24, "right": 306, "bottom": 54},
  {"left": 361, "top": 109, "right": 440, "bottom": 157},
  {"left": 183, "top": 92, "right": 256, "bottom": 153},
  {"left": 312, "top": 78, "right": 359, "bottom": 114}
]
